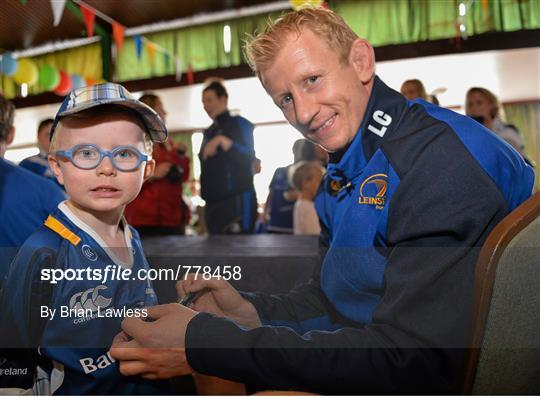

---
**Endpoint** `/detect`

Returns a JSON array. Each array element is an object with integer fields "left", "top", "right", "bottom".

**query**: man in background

[
  {"left": 199, "top": 80, "right": 257, "bottom": 234},
  {"left": 19, "top": 118, "right": 61, "bottom": 187},
  {"left": 0, "top": 94, "right": 64, "bottom": 390}
]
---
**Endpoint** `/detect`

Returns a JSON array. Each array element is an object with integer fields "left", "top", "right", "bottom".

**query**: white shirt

[{"left": 293, "top": 199, "right": 320, "bottom": 235}]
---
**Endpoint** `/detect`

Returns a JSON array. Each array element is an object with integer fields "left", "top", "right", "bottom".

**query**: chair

[{"left": 462, "top": 191, "right": 540, "bottom": 394}]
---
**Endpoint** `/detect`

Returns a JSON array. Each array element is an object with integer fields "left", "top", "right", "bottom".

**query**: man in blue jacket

[
  {"left": 111, "top": 8, "right": 535, "bottom": 394},
  {"left": 0, "top": 96, "right": 64, "bottom": 281},
  {"left": 200, "top": 80, "right": 257, "bottom": 234}
]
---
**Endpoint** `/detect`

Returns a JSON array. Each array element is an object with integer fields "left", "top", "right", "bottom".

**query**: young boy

[
  {"left": 290, "top": 161, "right": 325, "bottom": 235},
  {"left": 0, "top": 83, "right": 173, "bottom": 394}
]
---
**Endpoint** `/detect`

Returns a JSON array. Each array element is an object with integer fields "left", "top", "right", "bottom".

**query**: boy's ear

[
  {"left": 143, "top": 158, "right": 156, "bottom": 181},
  {"left": 48, "top": 155, "right": 65, "bottom": 186}
]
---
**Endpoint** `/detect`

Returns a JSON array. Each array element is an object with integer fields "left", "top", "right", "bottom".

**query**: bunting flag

[
  {"left": 50, "top": 0, "right": 67, "bottom": 27},
  {"left": 186, "top": 64, "right": 194, "bottom": 85},
  {"left": 147, "top": 42, "right": 155, "bottom": 65},
  {"left": 80, "top": 4, "right": 96, "bottom": 37},
  {"left": 134, "top": 35, "right": 143, "bottom": 60},
  {"left": 112, "top": 21, "right": 125, "bottom": 51}
]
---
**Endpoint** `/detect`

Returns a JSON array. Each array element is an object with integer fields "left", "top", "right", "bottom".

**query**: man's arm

[
  {"left": 184, "top": 157, "right": 514, "bottom": 394},
  {"left": 225, "top": 117, "right": 255, "bottom": 164}
]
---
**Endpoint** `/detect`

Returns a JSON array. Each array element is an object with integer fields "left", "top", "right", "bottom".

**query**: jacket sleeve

[
  {"left": 227, "top": 117, "right": 255, "bottom": 165},
  {"left": 185, "top": 145, "right": 515, "bottom": 393}
]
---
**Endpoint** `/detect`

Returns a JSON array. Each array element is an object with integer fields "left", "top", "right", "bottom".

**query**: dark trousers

[{"left": 205, "top": 190, "right": 257, "bottom": 234}]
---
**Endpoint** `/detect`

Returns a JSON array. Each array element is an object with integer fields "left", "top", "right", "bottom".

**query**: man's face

[
  {"left": 37, "top": 122, "right": 52, "bottom": 153},
  {"left": 202, "top": 90, "right": 228, "bottom": 120},
  {"left": 49, "top": 114, "right": 154, "bottom": 217},
  {"left": 261, "top": 29, "right": 373, "bottom": 153}
]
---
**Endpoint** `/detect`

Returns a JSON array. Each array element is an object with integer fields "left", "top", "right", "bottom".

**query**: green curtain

[
  {"left": 3, "top": 1, "right": 539, "bottom": 96},
  {"left": 504, "top": 102, "right": 540, "bottom": 190},
  {"left": 1, "top": 43, "right": 103, "bottom": 99},
  {"left": 115, "top": 12, "right": 282, "bottom": 82},
  {"left": 170, "top": 132, "right": 195, "bottom": 180},
  {"left": 336, "top": 0, "right": 540, "bottom": 46}
]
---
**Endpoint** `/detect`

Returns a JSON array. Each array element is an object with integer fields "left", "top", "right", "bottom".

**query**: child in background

[
  {"left": 0, "top": 83, "right": 174, "bottom": 395},
  {"left": 290, "top": 161, "right": 325, "bottom": 235}
]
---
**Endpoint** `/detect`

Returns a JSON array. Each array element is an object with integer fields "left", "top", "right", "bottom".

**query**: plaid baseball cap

[{"left": 50, "top": 82, "right": 167, "bottom": 142}]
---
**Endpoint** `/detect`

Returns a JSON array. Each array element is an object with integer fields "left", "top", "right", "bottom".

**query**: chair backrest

[{"left": 462, "top": 191, "right": 540, "bottom": 394}]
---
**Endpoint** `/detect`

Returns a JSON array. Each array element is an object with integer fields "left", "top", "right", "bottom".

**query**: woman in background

[
  {"left": 125, "top": 93, "right": 191, "bottom": 236},
  {"left": 465, "top": 87, "right": 524, "bottom": 151}
]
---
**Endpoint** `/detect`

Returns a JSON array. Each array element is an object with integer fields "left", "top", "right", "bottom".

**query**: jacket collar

[
  {"left": 326, "top": 76, "right": 407, "bottom": 184},
  {"left": 214, "top": 109, "right": 231, "bottom": 126}
]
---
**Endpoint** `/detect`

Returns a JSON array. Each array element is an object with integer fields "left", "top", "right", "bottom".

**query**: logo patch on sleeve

[{"left": 358, "top": 173, "right": 388, "bottom": 210}]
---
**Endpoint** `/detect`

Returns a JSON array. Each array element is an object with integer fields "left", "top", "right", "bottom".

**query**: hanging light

[
  {"left": 223, "top": 25, "right": 231, "bottom": 54},
  {"left": 21, "top": 83, "right": 28, "bottom": 98}
]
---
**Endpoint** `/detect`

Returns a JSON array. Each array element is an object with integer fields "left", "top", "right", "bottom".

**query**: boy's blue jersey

[{"left": 0, "top": 202, "right": 170, "bottom": 395}]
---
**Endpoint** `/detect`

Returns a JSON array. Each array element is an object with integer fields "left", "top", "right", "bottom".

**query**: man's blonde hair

[
  {"left": 49, "top": 105, "right": 153, "bottom": 155},
  {"left": 245, "top": 7, "right": 359, "bottom": 75}
]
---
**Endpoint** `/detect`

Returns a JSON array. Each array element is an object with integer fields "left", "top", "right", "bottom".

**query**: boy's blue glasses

[{"left": 55, "top": 144, "right": 148, "bottom": 172}]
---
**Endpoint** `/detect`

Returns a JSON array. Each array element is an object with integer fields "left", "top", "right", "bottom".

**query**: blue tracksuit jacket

[{"left": 184, "top": 76, "right": 534, "bottom": 393}]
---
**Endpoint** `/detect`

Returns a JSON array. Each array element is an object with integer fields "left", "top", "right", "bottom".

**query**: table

[{"left": 141, "top": 234, "right": 319, "bottom": 303}]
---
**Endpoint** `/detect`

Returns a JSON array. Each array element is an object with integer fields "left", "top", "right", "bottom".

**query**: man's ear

[
  {"left": 6, "top": 127, "right": 15, "bottom": 146},
  {"left": 349, "top": 39, "right": 375, "bottom": 84},
  {"left": 143, "top": 159, "right": 156, "bottom": 181},
  {"left": 48, "top": 155, "right": 65, "bottom": 186}
]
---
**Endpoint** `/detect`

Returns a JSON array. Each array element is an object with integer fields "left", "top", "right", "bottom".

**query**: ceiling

[{"left": 0, "top": 0, "right": 274, "bottom": 52}]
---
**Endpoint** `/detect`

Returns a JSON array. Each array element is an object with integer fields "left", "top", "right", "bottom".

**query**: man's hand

[
  {"left": 177, "top": 275, "right": 261, "bottom": 328},
  {"left": 202, "top": 136, "right": 233, "bottom": 160},
  {"left": 109, "top": 304, "right": 197, "bottom": 379}
]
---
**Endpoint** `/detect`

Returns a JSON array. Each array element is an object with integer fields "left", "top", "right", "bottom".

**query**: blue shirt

[
  {"left": 267, "top": 166, "right": 294, "bottom": 233},
  {"left": 19, "top": 152, "right": 64, "bottom": 189},
  {"left": 0, "top": 158, "right": 65, "bottom": 279}
]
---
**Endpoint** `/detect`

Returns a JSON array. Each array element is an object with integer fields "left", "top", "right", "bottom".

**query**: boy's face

[{"left": 49, "top": 113, "right": 155, "bottom": 215}]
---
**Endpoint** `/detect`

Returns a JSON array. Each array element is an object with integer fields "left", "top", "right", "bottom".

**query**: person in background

[
  {"left": 19, "top": 118, "right": 62, "bottom": 186},
  {"left": 263, "top": 139, "right": 322, "bottom": 233},
  {"left": 0, "top": 97, "right": 64, "bottom": 280},
  {"left": 0, "top": 95, "right": 64, "bottom": 391},
  {"left": 125, "top": 93, "right": 191, "bottom": 236},
  {"left": 465, "top": 87, "right": 525, "bottom": 153},
  {"left": 199, "top": 80, "right": 257, "bottom": 234},
  {"left": 290, "top": 161, "right": 324, "bottom": 235},
  {"left": 400, "top": 78, "right": 428, "bottom": 101}
]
